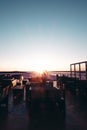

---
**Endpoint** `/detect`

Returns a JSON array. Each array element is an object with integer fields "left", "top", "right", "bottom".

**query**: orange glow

[
  {"left": 35, "top": 69, "right": 45, "bottom": 74},
  {"left": 29, "top": 57, "right": 51, "bottom": 72}
]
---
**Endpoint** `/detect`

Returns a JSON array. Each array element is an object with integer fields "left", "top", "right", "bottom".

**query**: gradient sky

[{"left": 0, "top": 0, "right": 87, "bottom": 71}]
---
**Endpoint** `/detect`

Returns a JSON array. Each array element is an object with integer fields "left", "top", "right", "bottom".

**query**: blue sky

[{"left": 0, "top": 0, "right": 87, "bottom": 71}]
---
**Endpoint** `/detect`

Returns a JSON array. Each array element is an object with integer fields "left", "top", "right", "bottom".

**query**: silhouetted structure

[
  {"left": 69, "top": 61, "right": 87, "bottom": 98},
  {"left": 70, "top": 61, "right": 87, "bottom": 80}
]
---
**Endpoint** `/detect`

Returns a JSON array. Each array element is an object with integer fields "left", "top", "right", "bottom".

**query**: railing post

[
  {"left": 79, "top": 63, "right": 81, "bottom": 80},
  {"left": 74, "top": 64, "right": 76, "bottom": 79},
  {"left": 70, "top": 64, "right": 72, "bottom": 78},
  {"left": 86, "top": 62, "right": 87, "bottom": 80}
]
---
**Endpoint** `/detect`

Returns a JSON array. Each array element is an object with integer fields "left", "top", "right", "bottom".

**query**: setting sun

[
  {"left": 30, "top": 59, "right": 48, "bottom": 73},
  {"left": 28, "top": 56, "right": 53, "bottom": 72}
]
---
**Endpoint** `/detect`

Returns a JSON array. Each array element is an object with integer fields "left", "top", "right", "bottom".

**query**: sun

[
  {"left": 32, "top": 64, "right": 46, "bottom": 74},
  {"left": 28, "top": 53, "right": 56, "bottom": 73},
  {"left": 29, "top": 58, "right": 49, "bottom": 73},
  {"left": 35, "top": 68, "right": 44, "bottom": 74}
]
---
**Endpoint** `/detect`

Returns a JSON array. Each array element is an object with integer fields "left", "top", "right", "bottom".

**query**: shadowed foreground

[{"left": 0, "top": 86, "right": 87, "bottom": 130}]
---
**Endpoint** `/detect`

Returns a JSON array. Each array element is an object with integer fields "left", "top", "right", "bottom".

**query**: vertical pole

[
  {"left": 74, "top": 64, "right": 76, "bottom": 78},
  {"left": 79, "top": 63, "right": 81, "bottom": 80},
  {"left": 70, "top": 64, "right": 72, "bottom": 78},
  {"left": 85, "top": 62, "right": 87, "bottom": 80}
]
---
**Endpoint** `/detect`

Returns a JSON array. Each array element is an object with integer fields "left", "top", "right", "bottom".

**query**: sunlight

[
  {"left": 29, "top": 57, "right": 51, "bottom": 73},
  {"left": 30, "top": 63, "right": 47, "bottom": 74},
  {"left": 35, "top": 68, "right": 44, "bottom": 74}
]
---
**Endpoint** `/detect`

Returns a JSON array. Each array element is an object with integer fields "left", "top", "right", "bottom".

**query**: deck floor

[{"left": 0, "top": 86, "right": 87, "bottom": 130}]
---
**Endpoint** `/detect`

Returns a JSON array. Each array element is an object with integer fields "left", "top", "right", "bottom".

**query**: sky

[{"left": 0, "top": 0, "right": 87, "bottom": 71}]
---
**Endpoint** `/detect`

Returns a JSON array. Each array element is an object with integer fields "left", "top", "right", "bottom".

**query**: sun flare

[
  {"left": 31, "top": 64, "right": 47, "bottom": 74},
  {"left": 29, "top": 57, "right": 51, "bottom": 73},
  {"left": 35, "top": 68, "right": 44, "bottom": 74}
]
